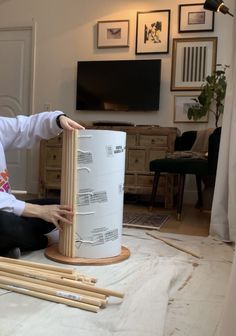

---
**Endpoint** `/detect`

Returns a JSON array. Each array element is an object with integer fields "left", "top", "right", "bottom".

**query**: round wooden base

[{"left": 44, "top": 244, "right": 130, "bottom": 265}]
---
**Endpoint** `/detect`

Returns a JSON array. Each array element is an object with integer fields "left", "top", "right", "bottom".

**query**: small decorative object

[
  {"left": 174, "top": 94, "right": 209, "bottom": 123},
  {"left": 187, "top": 64, "right": 228, "bottom": 127},
  {"left": 97, "top": 20, "right": 129, "bottom": 48},
  {"left": 179, "top": 3, "right": 215, "bottom": 33},
  {"left": 135, "top": 10, "right": 170, "bottom": 54},
  {"left": 171, "top": 37, "right": 217, "bottom": 91}
]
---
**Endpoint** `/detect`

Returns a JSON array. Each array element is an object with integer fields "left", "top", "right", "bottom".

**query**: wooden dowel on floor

[
  {"left": 0, "top": 257, "right": 97, "bottom": 283},
  {"left": 0, "top": 270, "right": 106, "bottom": 300},
  {"left": 146, "top": 231, "right": 202, "bottom": 259},
  {"left": 0, "top": 263, "right": 124, "bottom": 298},
  {"left": 0, "top": 276, "right": 102, "bottom": 307},
  {"left": 0, "top": 256, "right": 74, "bottom": 274},
  {"left": 0, "top": 262, "right": 75, "bottom": 280},
  {"left": 62, "top": 278, "right": 124, "bottom": 299},
  {"left": 0, "top": 275, "right": 103, "bottom": 308},
  {"left": 0, "top": 282, "right": 99, "bottom": 313},
  {"left": 0, "top": 262, "right": 78, "bottom": 281}
]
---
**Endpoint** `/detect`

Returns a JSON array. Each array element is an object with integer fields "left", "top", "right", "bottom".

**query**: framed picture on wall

[
  {"left": 171, "top": 37, "right": 217, "bottom": 91},
  {"left": 179, "top": 3, "right": 215, "bottom": 33},
  {"left": 174, "top": 94, "right": 209, "bottom": 123},
  {"left": 135, "top": 10, "right": 171, "bottom": 54},
  {"left": 97, "top": 20, "right": 130, "bottom": 48}
]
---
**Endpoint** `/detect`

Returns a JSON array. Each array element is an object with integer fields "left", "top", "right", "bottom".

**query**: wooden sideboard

[{"left": 39, "top": 125, "right": 179, "bottom": 208}]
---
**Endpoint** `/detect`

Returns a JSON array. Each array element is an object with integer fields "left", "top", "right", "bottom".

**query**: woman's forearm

[{"left": 22, "top": 203, "right": 73, "bottom": 230}]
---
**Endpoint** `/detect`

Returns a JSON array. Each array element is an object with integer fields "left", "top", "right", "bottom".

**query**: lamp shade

[
  {"left": 204, "top": 0, "right": 223, "bottom": 11},
  {"left": 204, "top": 0, "right": 234, "bottom": 16}
]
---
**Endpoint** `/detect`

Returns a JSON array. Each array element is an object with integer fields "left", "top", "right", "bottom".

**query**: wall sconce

[{"left": 204, "top": 0, "right": 234, "bottom": 16}]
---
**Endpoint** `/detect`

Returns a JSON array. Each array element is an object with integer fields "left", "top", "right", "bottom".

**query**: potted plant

[{"left": 187, "top": 64, "right": 229, "bottom": 127}]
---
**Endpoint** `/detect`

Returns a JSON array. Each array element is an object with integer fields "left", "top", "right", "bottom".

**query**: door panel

[{"left": 0, "top": 28, "right": 32, "bottom": 190}]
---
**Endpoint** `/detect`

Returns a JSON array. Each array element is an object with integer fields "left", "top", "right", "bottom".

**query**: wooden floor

[{"left": 124, "top": 201, "right": 211, "bottom": 237}]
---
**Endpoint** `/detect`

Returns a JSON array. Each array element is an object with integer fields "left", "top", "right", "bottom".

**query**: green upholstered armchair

[{"left": 149, "top": 127, "right": 221, "bottom": 220}]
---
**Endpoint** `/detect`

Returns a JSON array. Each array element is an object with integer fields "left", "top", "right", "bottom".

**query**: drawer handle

[
  {"left": 135, "top": 159, "right": 139, "bottom": 163},
  {"left": 53, "top": 155, "right": 56, "bottom": 159}
]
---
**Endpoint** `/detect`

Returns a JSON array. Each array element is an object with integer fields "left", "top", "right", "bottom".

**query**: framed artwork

[
  {"left": 174, "top": 94, "right": 209, "bottom": 123},
  {"left": 179, "top": 3, "right": 215, "bottom": 33},
  {"left": 97, "top": 20, "right": 129, "bottom": 48},
  {"left": 171, "top": 37, "right": 217, "bottom": 91},
  {"left": 135, "top": 10, "right": 170, "bottom": 54}
]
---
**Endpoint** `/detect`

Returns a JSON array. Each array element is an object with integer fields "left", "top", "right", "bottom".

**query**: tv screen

[{"left": 76, "top": 59, "right": 161, "bottom": 111}]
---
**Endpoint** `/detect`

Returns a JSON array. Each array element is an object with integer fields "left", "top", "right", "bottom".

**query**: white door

[{"left": 0, "top": 28, "right": 32, "bottom": 190}]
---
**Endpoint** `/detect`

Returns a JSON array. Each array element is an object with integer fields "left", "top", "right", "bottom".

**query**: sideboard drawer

[
  {"left": 127, "top": 149, "right": 146, "bottom": 172},
  {"left": 46, "top": 148, "right": 62, "bottom": 167},
  {"left": 126, "top": 134, "right": 136, "bottom": 146},
  {"left": 45, "top": 170, "right": 61, "bottom": 184},
  {"left": 47, "top": 134, "right": 63, "bottom": 146},
  {"left": 139, "top": 135, "right": 168, "bottom": 146}
]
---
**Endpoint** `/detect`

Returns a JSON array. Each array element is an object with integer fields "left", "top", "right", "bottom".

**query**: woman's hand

[
  {"left": 59, "top": 115, "right": 85, "bottom": 131},
  {"left": 22, "top": 203, "right": 74, "bottom": 230}
]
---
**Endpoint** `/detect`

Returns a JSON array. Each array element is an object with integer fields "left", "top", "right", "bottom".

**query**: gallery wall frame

[
  {"left": 135, "top": 10, "right": 171, "bottom": 54},
  {"left": 179, "top": 3, "right": 215, "bottom": 33},
  {"left": 97, "top": 20, "right": 130, "bottom": 48},
  {"left": 174, "top": 94, "right": 209, "bottom": 123},
  {"left": 171, "top": 37, "right": 217, "bottom": 91}
]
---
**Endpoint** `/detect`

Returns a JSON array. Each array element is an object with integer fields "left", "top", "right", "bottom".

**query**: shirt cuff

[
  {"left": 14, "top": 199, "right": 26, "bottom": 216},
  {"left": 55, "top": 113, "right": 66, "bottom": 129}
]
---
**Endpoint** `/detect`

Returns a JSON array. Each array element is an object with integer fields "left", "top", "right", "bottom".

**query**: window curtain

[
  {"left": 210, "top": 5, "right": 236, "bottom": 336},
  {"left": 210, "top": 14, "right": 236, "bottom": 242}
]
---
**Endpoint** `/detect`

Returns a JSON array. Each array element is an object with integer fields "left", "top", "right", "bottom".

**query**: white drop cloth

[{"left": 0, "top": 228, "right": 233, "bottom": 336}]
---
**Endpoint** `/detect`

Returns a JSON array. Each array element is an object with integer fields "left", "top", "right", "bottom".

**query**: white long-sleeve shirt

[{"left": 0, "top": 111, "right": 64, "bottom": 215}]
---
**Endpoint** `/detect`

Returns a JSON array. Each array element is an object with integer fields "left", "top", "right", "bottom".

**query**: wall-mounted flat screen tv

[{"left": 76, "top": 59, "right": 161, "bottom": 111}]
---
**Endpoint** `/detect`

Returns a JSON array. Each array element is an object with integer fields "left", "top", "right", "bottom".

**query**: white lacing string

[
  {"left": 76, "top": 211, "right": 95, "bottom": 215},
  {"left": 77, "top": 135, "right": 93, "bottom": 139},
  {"left": 75, "top": 239, "right": 94, "bottom": 244},
  {"left": 77, "top": 167, "right": 91, "bottom": 172},
  {"left": 77, "top": 149, "right": 90, "bottom": 153}
]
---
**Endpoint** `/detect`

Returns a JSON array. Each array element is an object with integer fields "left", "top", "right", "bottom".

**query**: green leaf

[{"left": 187, "top": 64, "right": 228, "bottom": 124}]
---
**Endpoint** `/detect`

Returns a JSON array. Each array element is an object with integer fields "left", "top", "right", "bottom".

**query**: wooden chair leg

[
  {"left": 195, "top": 174, "right": 203, "bottom": 209},
  {"left": 177, "top": 173, "right": 185, "bottom": 220},
  {"left": 149, "top": 172, "right": 160, "bottom": 211}
]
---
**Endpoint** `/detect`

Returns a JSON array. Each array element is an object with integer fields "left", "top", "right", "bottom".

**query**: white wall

[
  {"left": 0, "top": 0, "right": 234, "bottom": 131},
  {"left": 0, "top": 0, "right": 234, "bottom": 195}
]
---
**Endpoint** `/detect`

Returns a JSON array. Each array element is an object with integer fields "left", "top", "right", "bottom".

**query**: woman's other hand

[
  {"left": 59, "top": 115, "right": 85, "bottom": 131},
  {"left": 22, "top": 203, "right": 74, "bottom": 230}
]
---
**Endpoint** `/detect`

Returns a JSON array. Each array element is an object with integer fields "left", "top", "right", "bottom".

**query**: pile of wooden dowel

[{"left": 0, "top": 257, "right": 124, "bottom": 313}]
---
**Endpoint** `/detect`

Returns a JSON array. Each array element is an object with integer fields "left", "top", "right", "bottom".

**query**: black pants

[{"left": 0, "top": 198, "right": 59, "bottom": 254}]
